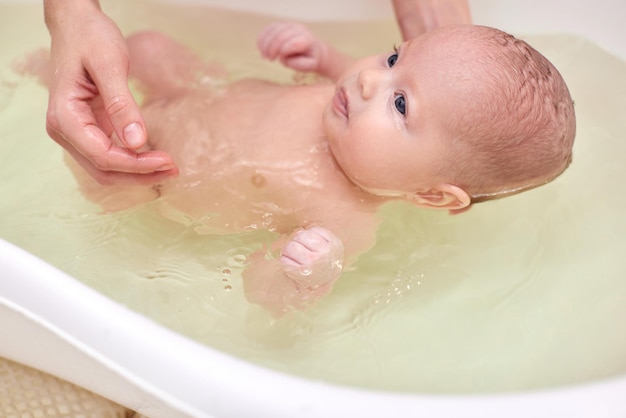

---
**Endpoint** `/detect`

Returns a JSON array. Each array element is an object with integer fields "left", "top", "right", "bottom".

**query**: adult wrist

[{"left": 44, "top": 0, "right": 102, "bottom": 32}]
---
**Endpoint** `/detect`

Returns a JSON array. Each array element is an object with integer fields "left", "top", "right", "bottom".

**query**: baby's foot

[{"left": 280, "top": 226, "right": 345, "bottom": 292}]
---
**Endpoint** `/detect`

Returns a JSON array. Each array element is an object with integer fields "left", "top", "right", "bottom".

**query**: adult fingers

[
  {"left": 46, "top": 94, "right": 176, "bottom": 178},
  {"left": 87, "top": 43, "right": 148, "bottom": 151},
  {"left": 56, "top": 132, "right": 178, "bottom": 185}
]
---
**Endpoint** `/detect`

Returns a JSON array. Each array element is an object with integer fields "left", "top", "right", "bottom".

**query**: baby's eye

[
  {"left": 394, "top": 94, "right": 406, "bottom": 115},
  {"left": 387, "top": 52, "right": 398, "bottom": 67}
]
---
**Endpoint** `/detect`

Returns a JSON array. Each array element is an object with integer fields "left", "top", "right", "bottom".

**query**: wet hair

[{"left": 435, "top": 25, "right": 576, "bottom": 202}]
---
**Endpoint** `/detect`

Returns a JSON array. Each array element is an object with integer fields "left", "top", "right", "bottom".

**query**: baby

[{"left": 65, "top": 23, "right": 576, "bottom": 314}]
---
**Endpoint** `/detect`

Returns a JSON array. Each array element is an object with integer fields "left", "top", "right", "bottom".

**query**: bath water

[{"left": 1, "top": 1, "right": 624, "bottom": 394}]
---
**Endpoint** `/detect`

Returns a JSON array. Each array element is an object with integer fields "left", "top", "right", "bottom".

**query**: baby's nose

[{"left": 358, "top": 68, "right": 383, "bottom": 100}]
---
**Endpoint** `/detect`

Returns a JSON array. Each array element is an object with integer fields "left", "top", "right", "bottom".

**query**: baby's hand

[
  {"left": 280, "top": 226, "right": 345, "bottom": 292},
  {"left": 257, "top": 21, "right": 327, "bottom": 74}
]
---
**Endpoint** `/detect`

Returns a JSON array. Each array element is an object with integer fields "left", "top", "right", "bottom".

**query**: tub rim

[{"left": 2, "top": 238, "right": 626, "bottom": 418}]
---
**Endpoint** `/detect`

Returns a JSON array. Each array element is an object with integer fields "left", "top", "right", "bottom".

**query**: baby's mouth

[{"left": 332, "top": 87, "right": 349, "bottom": 119}]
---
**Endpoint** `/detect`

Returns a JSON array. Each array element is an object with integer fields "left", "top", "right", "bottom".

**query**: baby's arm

[
  {"left": 127, "top": 31, "right": 227, "bottom": 102},
  {"left": 242, "top": 206, "right": 379, "bottom": 315},
  {"left": 280, "top": 227, "right": 344, "bottom": 285},
  {"left": 257, "top": 22, "right": 354, "bottom": 82},
  {"left": 242, "top": 227, "right": 345, "bottom": 315}
]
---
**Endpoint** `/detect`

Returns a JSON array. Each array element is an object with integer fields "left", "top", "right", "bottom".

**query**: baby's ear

[
  {"left": 412, "top": 184, "right": 471, "bottom": 213},
  {"left": 449, "top": 204, "right": 473, "bottom": 215}
]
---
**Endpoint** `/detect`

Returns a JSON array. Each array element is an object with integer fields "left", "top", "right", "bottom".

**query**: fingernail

[
  {"left": 155, "top": 163, "right": 175, "bottom": 172},
  {"left": 123, "top": 122, "right": 144, "bottom": 148}
]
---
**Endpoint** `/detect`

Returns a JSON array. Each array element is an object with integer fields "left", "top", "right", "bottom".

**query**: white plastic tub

[{"left": 1, "top": 0, "right": 625, "bottom": 417}]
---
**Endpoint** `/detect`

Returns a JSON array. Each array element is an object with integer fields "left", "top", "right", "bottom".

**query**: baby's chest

[{"left": 160, "top": 166, "right": 345, "bottom": 234}]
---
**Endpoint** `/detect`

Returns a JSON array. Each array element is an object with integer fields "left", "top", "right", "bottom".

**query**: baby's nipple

[{"left": 251, "top": 173, "right": 267, "bottom": 188}]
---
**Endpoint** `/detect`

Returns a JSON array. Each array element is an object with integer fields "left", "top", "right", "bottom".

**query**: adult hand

[
  {"left": 392, "top": 0, "right": 472, "bottom": 40},
  {"left": 44, "top": 0, "right": 177, "bottom": 185}
]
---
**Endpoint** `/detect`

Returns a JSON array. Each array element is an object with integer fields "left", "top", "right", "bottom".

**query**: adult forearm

[
  {"left": 44, "top": 0, "right": 101, "bottom": 32},
  {"left": 392, "top": 0, "right": 471, "bottom": 40}
]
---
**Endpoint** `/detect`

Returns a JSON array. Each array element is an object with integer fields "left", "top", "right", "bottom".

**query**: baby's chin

[
  {"left": 321, "top": 100, "right": 335, "bottom": 129},
  {"left": 321, "top": 106, "right": 341, "bottom": 148},
  {"left": 355, "top": 185, "right": 412, "bottom": 199},
  {"left": 338, "top": 167, "right": 411, "bottom": 199}
]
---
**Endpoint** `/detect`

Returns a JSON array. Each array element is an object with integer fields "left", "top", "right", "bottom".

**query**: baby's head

[{"left": 323, "top": 24, "right": 575, "bottom": 213}]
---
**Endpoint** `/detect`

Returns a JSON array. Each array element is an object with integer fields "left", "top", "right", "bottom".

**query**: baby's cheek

[{"left": 342, "top": 139, "right": 389, "bottom": 185}]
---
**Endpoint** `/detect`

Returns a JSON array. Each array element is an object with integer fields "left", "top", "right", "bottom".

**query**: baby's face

[{"left": 323, "top": 31, "right": 464, "bottom": 196}]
